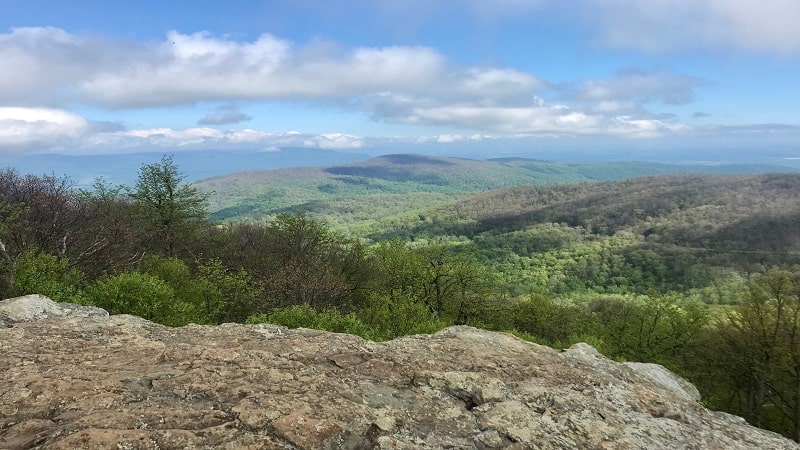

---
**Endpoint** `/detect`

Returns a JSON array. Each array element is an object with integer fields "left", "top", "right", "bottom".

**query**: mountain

[
  {"left": 2, "top": 294, "right": 796, "bottom": 450},
  {"left": 384, "top": 172, "right": 800, "bottom": 239},
  {"left": 366, "top": 172, "right": 800, "bottom": 295},
  {"left": 196, "top": 153, "right": 798, "bottom": 227}
]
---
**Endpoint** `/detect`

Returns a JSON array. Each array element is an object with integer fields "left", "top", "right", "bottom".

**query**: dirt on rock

[{"left": 1, "top": 295, "right": 797, "bottom": 449}]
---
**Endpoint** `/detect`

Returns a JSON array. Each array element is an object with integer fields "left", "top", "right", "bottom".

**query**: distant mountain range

[
  {"left": 3, "top": 145, "right": 800, "bottom": 189},
  {"left": 194, "top": 153, "right": 799, "bottom": 226}
]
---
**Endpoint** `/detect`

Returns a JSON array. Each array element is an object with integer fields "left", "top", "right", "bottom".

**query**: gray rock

[
  {"left": 625, "top": 361, "right": 702, "bottom": 402},
  {"left": 0, "top": 294, "right": 108, "bottom": 323},
  {"left": 0, "top": 310, "right": 797, "bottom": 449}
]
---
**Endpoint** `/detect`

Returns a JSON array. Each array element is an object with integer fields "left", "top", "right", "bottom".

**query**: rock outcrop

[{"left": 0, "top": 294, "right": 797, "bottom": 449}]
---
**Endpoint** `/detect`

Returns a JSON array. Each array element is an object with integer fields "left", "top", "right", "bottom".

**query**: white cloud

[
  {"left": 0, "top": 107, "right": 88, "bottom": 152},
  {"left": 395, "top": 101, "right": 686, "bottom": 138},
  {"left": 0, "top": 25, "right": 766, "bottom": 151},
  {"left": 0, "top": 27, "right": 548, "bottom": 112},
  {"left": 303, "top": 133, "right": 365, "bottom": 149},
  {"left": 434, "top": 134, "right": 490, "bottom": 143},
  {"left": 0, "top": 27, "right": 450, "bottom": 108},
  {"left": 580, "top": 0, "right": 800, "bottom": 54},
  {"left": 74, "top": 125, "right": 364, "bottom": 153}
]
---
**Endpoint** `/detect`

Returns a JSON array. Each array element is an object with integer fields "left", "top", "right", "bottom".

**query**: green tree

[
  {"left": 0, "top": 169, "right": 92, "bottom": 294},
  {"left": 196, "top": 258, "right": 261, "bottom": 323},
  {"left": 258, "top": 212, "right": 370, "bottom": 311},
  {"left": 12, "top": 251, "right": 85, "bottom": 303},
  {"left": 247, "top": 304, "right": 374, "bottom": 339},
  {"left": 369, "top": 239, "right": 427, "bottom": 304},
  {"left": 128, "top": 155, "right": 209, "bottom": 257},
  {"left": 76, "top": 177, "right": 142, "bottom": 277},
  {"left": 512, "top": 293, "right": 592, "bottom": 347},
  {"left": 710, "top": 268, "right": 800, "bottom": 440},
  {"left": 0, "top": 197, "right": 24, "bottom": 296},
  {"left": 588, "top": 293, "right": 708, "bottom": 364}
]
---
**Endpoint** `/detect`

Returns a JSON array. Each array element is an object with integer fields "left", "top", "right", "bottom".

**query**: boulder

[
  {"left": 0, "top": 294, "right": 108, "bottom": 324},
  {"left": 0, "top": 297, "right": 797, "bottom": 449}
]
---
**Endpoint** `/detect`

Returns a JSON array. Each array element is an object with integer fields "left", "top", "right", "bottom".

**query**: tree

[
  {"left": 195, "top": 258, "right": 260, "bottom": 323},
  {"left": 75, "top": 177, "right": 142, "bottom": 277},
  {"left": 587, "top": 293, "right": 708, "bottom": 364},
  {"left": 711, "top": 268, "right": 800, "bottom": 439},
  {"left": 213, "top": 213, "right": 370, "bottom": 313},
  {"left": 128, "top": 155, "right": 209, "bottom": 257},
  {"left": 0, "top": 196, "right": 24, "bottom": 296},
  {"left": 0, "top": 169, "right": 92, "bottom": 296},
  {"left": 259, "top": 212, "right": 370, "bottom": 311}
]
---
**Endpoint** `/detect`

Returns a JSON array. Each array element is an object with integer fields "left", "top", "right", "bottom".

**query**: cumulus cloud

[
  {"left": 579, "top": 0, "right": 800, "bottom": 54},
  {"left": 78, "top": 31, "right": 447, "bottom": 107},
  {"left": 0, "top": 27, "right": 538, "bottom": 111},
  {"left": 79, "top": 126, "right": 364, "bottom": 152},
  {"left": 394, "top": 102, "right": 685, "bottom": 138},
  {"left": 0, "top": 26, "right": 735, "bottom": 149},
  {"left": 0, "top": 107, "right": 89, "bottom": 153},
  {"left": 0, "top": 27, "right": 450, "bottom": 108}
]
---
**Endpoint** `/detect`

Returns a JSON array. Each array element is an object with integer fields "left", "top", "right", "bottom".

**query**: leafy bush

[
  {"left": 358, "top": 292, "right": 448, "bottom": 340},
  {"left": 246, "top": 304, "right": 374, "bottom": 339},
  {"left": 12, "top": 251, "right": 86, "bottom": 304},
  {"left": 86, "top": 272, "right": 199, "bottom": 326}
]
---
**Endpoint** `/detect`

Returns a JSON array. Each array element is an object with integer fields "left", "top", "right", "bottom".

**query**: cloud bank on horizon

[{"left": 0, "top": 0, "right": 798, "bottom": 156}]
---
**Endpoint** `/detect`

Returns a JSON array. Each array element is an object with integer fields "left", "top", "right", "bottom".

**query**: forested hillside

[
  {"left": 197, "top": 154, "right": 797, "bottom": 229},
  {"left": 3, "top": 156, "right": 800, "bottom": 440},
  {"left": 372, "top": 173, "right": 800, "bottom": 296}
]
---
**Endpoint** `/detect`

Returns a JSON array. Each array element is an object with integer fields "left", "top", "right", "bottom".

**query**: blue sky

[{"left": 1, "top": 0, "right": 799, "bottom": 160}]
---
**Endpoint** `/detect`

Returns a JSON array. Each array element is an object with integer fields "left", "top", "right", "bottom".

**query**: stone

[
  {"left": 0, "top": 296, "right": 798, "bottom": 449},
  {"left": 0, "top": 294, "right": 108, "bottom": 323},
  {"left": 624, "top": 361, "right": 702, "bottom": 402}
]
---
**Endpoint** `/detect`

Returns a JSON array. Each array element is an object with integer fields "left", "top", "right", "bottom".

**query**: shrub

[
  {"left": 86, "top": 272, "right": 198, "bottom": 326},
  {"left": 13, "top": 251, "right": 86, "bottom": 304},
  {"left": 247, "top": 304, "right": 374, "bottom": 339}
]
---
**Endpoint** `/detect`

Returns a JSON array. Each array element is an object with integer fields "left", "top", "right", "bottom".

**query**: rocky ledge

[{"left": 1, "top": 294, "right": 797, "bottom": 450}]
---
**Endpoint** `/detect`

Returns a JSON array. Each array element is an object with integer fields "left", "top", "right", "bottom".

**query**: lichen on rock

[{"left": 1, "top": 295, "right": 798, "bottom": 449}]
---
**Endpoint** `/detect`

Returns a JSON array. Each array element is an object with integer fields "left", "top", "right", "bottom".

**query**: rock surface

[{"left": 1, "top": 295, "right": 798, "bottom": 450}]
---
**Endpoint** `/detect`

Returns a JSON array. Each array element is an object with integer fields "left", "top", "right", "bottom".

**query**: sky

[{"left": 1, "top": 0, "right": 799, "bottom": 161}]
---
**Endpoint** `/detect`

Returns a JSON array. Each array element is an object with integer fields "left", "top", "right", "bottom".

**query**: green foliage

[
  {"left": 511, "top": 293, "right": 591, "bottom": 346},
  {"left": 358, "top": 292, "right": 448, "bottom": 340},
  {"left": 12, "top": 251, "right": 86, "bottom": 303},
  {"left": 195, "top": 258, "right": 261, "bottom": 323},
  {"left": 698, "top": 268, "right": 800, "bottom": 440},
  {"left": 129, "top": 154, "right": 209, "bottom": 257},
  {"left": 585, "top": 293, "right": 710, "bottom": 364},
  {"left": 86, "top": 271, "right": 198, "bottom": 326},
  {"left": 87, "top": 272, "right": 172, "bottom": 319},
  {"left": 246, "top": 305, "right": 374, "bottom": 339}
]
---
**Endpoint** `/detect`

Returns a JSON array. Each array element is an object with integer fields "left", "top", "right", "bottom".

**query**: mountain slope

[
  {"left": 368, "top": 173, "right": 800, "bottom": 294},
  {"left": 197, "top": 154, "right": 797, "bottom": 225},
  {"left": 391, "top": 173, "right": 800, "bottom": 241}
]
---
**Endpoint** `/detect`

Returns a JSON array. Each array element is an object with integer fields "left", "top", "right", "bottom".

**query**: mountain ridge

[{"left": 195, "top": 153, "right": 799, "bottom": 224}]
